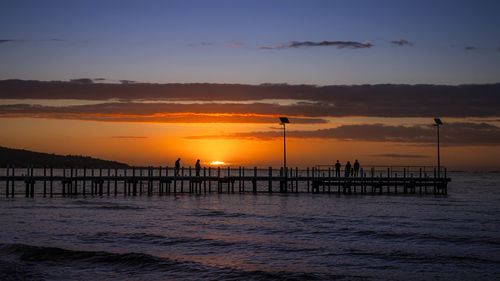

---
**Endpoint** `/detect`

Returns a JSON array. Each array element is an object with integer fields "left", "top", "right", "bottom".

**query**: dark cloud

[
  {"left": 69, "top": 78, "right": 94, "bottom": 84},
  {"left": 371, "top": 153, "right": 431, "bottom": 158},
  {"left": 286, "top": 41, "right": 373, "bottom": 49},
  {"left": 390, "top": 39, "right": 413, "bottom": 46},
  {"left": 259, "top": 46, "right": 273, "bottom": 50},
  {"left": 0, "top": 80, "right": 499, "bottom": 118},
  {"left": 186, "top": 123, "right": 500, "bottom": 146},
  {"left": 0, "top": 103, "right": 327, "bottom": 124},
  {"left": 119, "top": 80, "right": 136, "bottom": 84},
  {"left": 93, "top": 78, "right": 106, "bottom": 81},
  {"left": 0, "top": 39, "right": 16, "bottom": 44},
  {"left": 465, "top": 46, "right": 478, "bottom": 51}
]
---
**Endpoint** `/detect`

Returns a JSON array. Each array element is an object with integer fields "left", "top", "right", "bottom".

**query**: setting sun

[{"left": 210, "top": 161, "right": 226, "bottom": 166}]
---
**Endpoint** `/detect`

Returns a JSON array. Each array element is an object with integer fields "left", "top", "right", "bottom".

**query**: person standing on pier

[
  {"left": 175, "top": 158, "right": 181, "bottom": 176},
  {"left": 345, "top": 161, "right": 351, "bottom": 177},
  {"left": 354, "top": 160, "right": 360, "bottom": 177},
  {"left": 195, "top": 159, "right": 201, "bottom": 176},
  {"left": 335, "top": 160, "right": 341, "bottom": 177}
]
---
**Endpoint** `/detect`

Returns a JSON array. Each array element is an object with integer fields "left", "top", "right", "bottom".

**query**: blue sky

[{"left": 1, "top": 0, "right": 499, "bottom": 85}]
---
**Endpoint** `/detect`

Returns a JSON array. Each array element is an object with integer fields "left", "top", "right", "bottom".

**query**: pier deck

[{"left": 0, "top": 166, "right": 450, "bottom": 197}]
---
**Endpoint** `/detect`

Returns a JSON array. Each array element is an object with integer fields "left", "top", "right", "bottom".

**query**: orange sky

[{"left": 1, "top": 117, "right": 498, "bottom": 171}]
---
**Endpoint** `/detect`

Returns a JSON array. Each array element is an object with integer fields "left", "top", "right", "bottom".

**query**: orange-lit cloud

[{"left": 186, "top": 123, "right": 500, "bottom": 146}]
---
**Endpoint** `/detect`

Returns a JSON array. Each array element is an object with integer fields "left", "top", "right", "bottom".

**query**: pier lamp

[
  {"left": 279, "top": 117, "right": 290, "bottom": 171},
  {"left": 434, "top": 118, "right": 443, "bottom": 177}
]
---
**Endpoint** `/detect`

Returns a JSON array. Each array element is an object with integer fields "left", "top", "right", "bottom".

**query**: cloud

[
  {"left": 186, "top": 122, "right": 500, "bottom": 146},
  {"left": 119, "top": 80, "right": 136, "bottom": 84},
  {"left": 390, "top": 38, "right": 413, "bottom": 46},
  {"left": 0, "top": 103, "right": 328, "bottom": 124},
  {"left": 69, "top": 78, "right": 94, "bottom": 84},
  {"left": 228, "top": 42, "right": 243, "bottom": 47},
  {"left": 286, "top": 40, "right": 373, "bottom": 49},
  {"left": 370, "top": 153, "right": 431, "bottom": 158},
  {"left": 259, "top": 46, "right": 273, "bottom": 50},
  {"left": 111, "top": 136, "right": 148, "bottom": 139},
  {"left": 93, "top": 78, "right": 106, "bottom": 81},
  {"left": 465, "top": 46, "right": 478, "bottom": 51},
  {"left": 0, "top": 39, "right": 16, "bottom": 44},
  {"left": 1, "top": 81, "right": 499, "bottom": 118}
]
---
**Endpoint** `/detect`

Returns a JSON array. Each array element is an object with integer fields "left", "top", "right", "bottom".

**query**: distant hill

[{"left": 0, "top": 146, "right": 130, "bottom": 168}]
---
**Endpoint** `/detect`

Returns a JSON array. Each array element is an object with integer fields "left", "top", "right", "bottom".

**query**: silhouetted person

[
  {"left": 175, "top": 158, "right": 181, "bottom": 176},
  {"left": 335, "top": 160, "right": 341, "bottom": 177},
  {"left": 195, "top": 159, "right": 201, "bottom": 176},
  {"left": 345, "top": 161, "right": 351, "bottom": 177},
  {"left": 354, "top": 159, "right": 360, "bottom": 176}
]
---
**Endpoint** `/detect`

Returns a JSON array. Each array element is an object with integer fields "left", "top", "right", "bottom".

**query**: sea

[{"left": 0, "top": 171, "right": 499, "bottom": 280}]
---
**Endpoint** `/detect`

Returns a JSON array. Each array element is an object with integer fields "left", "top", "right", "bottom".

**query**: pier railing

[{"left": 0, "top": 165, "right": 450, "bottom": 198}]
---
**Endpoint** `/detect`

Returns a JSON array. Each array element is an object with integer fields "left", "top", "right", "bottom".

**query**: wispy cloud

[
  {"left": 228, "top": 42, "right": 243, "bottom": 47},
  {"left": 262, "top": 40, "right": 373, "bottom": 49},
  {"left": 465, "top": 46, "right": 478, "bottom": 51},
  {"left": 371, "top": 153, "right": 430, "bottom": 158},
  {"left": 0, "top": 38, "right": 63, "bottom": 44},
  {"left": 186, "top": 123, "right": 500, "bottom": 146},
  {"left": 390, "top": 38, "right": 413, "bottom": 46},
  {"left": 111, "top": 136, "right": 148, "bottom": 139}
]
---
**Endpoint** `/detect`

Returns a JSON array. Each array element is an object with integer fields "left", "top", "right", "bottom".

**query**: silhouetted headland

[{"left": 0, "top": 147, "right": 129, "bottom": 169}]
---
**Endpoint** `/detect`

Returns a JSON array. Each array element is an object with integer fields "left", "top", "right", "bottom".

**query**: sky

[{"left": 0, "top": 0, "right": 499, "bottom": 170}]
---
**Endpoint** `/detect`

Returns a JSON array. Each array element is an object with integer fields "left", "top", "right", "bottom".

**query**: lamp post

[
  {"left": 279, "top": 117, "right": 290, "bottom": 170},
  {"left": 434, "top": 118, "right": 443, "bottom": 177}
]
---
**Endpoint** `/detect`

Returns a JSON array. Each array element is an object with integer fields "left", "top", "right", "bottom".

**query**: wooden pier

[{"left": 0, "top": 166, "right": 450, "bottom": 198}]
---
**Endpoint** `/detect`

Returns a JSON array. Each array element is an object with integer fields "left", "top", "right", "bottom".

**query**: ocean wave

[{"left": 0, "top": 243, "right": 354, "bottom": 280}]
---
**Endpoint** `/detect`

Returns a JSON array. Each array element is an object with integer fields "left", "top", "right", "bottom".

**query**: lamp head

[
  {"left": 434, "top": 118, "right": 443, "bottom": 125},
  {"left": 279, "top": 117, "right": 290, "bottom": 124}
]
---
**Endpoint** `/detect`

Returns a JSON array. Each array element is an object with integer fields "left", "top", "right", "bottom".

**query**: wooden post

[
  {"left": 238, "top": 167, "right": 241, "bottom": 192},
  {"left": 228, "top": 166, "right": 232, "bottom": 193},
  {"left": 139, "top": 167, "right": 143, "bottom": 195},
  {"left": 217, "top": 166, "right": 221, "bottom": 193},
  {"left": 179, "top": 166, "right": 184, "bottom": 193},
  {"left": 43, "top": 167, "right": 46, "bottom": 197},
  {"left": 114, "top": 168, "right": 118, "bottom": 196},
  {"left": 208, "top": 166, "right": 212, "bottom": 192},
  {"left": 106, "top": 168, "right": 110, "bottom": 196},
  {"left": 25, "top": 167, "right": 30, "bottom": 197},
  {"left": 49, "top": 167, "right": 53, "bottom": 197},
  {"left": 99, "top": 168, "right": 103, "bottom": 196},
  {"left": 132, "top": 167, "right": 137, "bottom": 196},
  {"left": 5, "top": 165, "right": 9, "bottom": 197},
  {"left": 11, "top": 166, "right": 15, "bottom": 197},
  {"left": 307, "top": 167, "right": 310, "bottom": 193},
  {"left": 268, "top": 167, "right": 272, "bottom": 193},
  {"left": 159, "top": 166, "right": 162, "bottom": 195},
  {"left": 70, "top": 167, "right": 73, "bottom": 195},
  {"left": 123, "top": 168, "right": 127, "bottom": 196},
  {"left": 82, "top": 167, "right": 86, "bottom": 196},
  {"left": 204, "top": 167, "right": 207, "bottom": 193},
  {"left": 253, "top": 167, "right": 257, "bottom": 193},
  {"left": 62, "top": 168, "right": 66, "bottom": 196}
]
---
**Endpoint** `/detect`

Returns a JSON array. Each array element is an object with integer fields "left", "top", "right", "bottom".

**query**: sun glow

[{"left": 210, "top": 161, "right": 226, "bottom": 166}]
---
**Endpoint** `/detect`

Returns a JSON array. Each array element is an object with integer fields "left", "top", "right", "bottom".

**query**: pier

[{"left": 0, "top": 165, "right": 450, "bottom": 197}]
